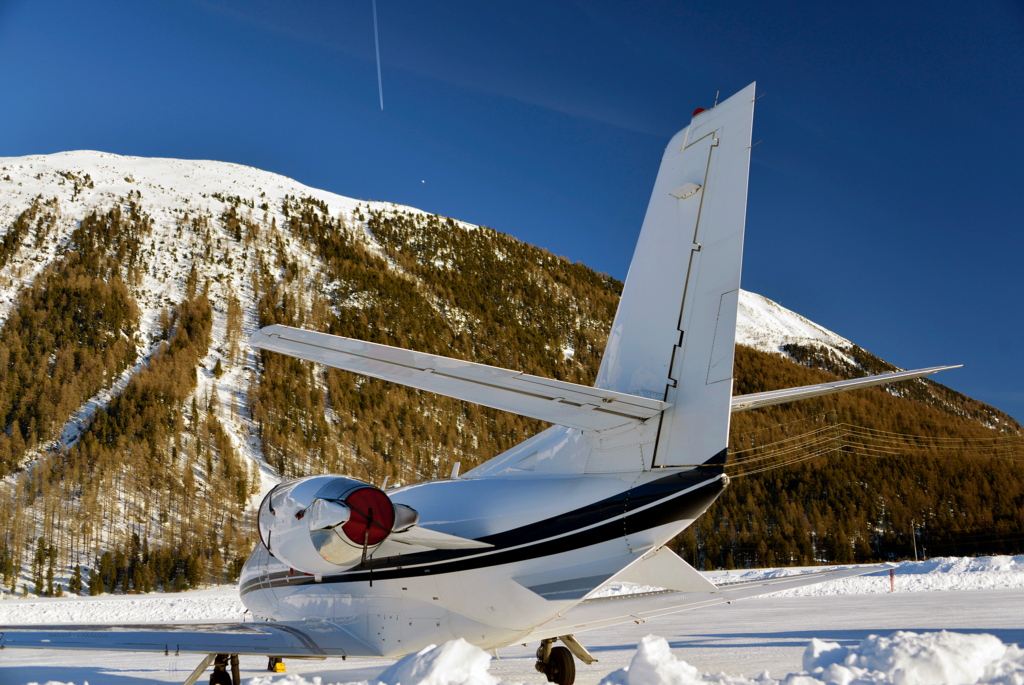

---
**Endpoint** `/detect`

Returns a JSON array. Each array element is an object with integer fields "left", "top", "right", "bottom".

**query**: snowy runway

[{"left": 2, "top": 587, "right": 1022, "bottom": 684}]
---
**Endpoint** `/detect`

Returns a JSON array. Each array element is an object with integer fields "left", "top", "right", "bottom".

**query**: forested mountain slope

[{"left": 0, "top": 151, "right": 1019, "bottom": 597}]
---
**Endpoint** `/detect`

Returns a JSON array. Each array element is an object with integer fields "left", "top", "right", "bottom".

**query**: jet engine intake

[{"left": 257, "top": 475, "right": 418, "bottom": 576}]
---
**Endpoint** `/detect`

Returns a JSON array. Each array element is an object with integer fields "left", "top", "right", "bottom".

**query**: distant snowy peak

[
  {"left": 736, "top": 289, "right": 852, "bottom": 356},
  {"left": 0, "top": 150, "right": 432, "bottom": 226}
]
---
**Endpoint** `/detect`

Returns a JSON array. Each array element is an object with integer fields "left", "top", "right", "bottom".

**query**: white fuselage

[{"left": 239, "top": 462, "right": 725, "bottom": 657}]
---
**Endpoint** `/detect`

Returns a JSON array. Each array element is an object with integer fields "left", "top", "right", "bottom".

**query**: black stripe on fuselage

[{"left": 241, "top": 458, "right": 725, "bottom": 596}]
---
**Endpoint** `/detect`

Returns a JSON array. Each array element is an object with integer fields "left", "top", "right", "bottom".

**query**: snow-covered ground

[
  {"left": 5, "top": 591, "right": 1022, "bottom": 685},
  {"left": 591, "top": 555, "right": 1024, "bottom": 599},
  {"left": 0, "top": 586, "right": 244, "bottom": 624},
  {"left": 3, "top": 557, "right": 1023, "bottom": 685},
  {"left": 705, "top": 554, "right": 1024, "bottom": 596},
  {"left": 596, "top": 630, "right": 1024, "bottom": 685},
  {"left": 234, "top": 632, "right": 1024, "bottom": 685}
]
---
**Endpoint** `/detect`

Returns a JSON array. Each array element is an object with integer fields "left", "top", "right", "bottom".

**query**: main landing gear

[
  {"left": 208, "top": 654, "right": 237, "bottom": 685},
  {"left": 536, "top": 644, "right": 575, "bottom": 685},
  {"left": 535, "top": 635, "right": 597, "bottom": 685},
  {"left": 181, "top": 653, "right": 241, "bottom": 685}
]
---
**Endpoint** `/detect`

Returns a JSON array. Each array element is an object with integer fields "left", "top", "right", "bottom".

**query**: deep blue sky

[{"left": 2, "top": 0, "right": 1022, "bottom": 420}]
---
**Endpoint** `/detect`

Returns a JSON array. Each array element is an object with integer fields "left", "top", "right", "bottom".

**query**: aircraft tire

[
  {"left": 209, "top": 671, "right": 232, "bottom": 685},
  {"left": 545, "top": 646, "right": 576, "bottom": 685}
]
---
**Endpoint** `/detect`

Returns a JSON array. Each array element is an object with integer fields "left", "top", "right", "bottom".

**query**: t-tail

[
  {"left": 595, "top": 83, "right": 757, "bottom": 468},
  {"left": 246, "top": 81, "right": 959, "bottom": 476}
]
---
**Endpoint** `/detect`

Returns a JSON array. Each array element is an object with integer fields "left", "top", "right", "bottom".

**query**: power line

[{"left": 725, "top": 415, "right": 1024, "bottom": 477}]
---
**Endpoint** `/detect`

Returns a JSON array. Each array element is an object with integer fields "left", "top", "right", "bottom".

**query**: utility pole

[{"left": 911, "top": 519, "right": 918, "bottom": 562}]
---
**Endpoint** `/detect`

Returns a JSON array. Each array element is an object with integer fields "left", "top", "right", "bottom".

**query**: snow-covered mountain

[
  {"left": 0, "top": 150, "right": 853, "bottom": 357},
  {"left": 737, "top": 291, "right": 849, "bottom": 356},
  {"left": 1, "top": 151, "right": 1018, "bottom": 598},
  {"left": 0, "top": 149, "right": 976, "bottom": 482}
]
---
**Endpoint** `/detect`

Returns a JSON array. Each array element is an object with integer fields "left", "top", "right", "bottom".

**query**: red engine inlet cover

[{"left": 341, "top": 487, "right": 395, "bottom": 546}]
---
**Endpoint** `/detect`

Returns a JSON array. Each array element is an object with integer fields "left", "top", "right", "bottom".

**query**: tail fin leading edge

[{"left": 596, "top": 83, "right": 756, "bottom": 467}]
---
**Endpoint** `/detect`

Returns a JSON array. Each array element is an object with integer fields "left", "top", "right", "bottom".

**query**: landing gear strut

[
  {"left": 535, "top": 639, "right": 576, "bottom": 685},
  {"left": 181, "top": 653, "right": 240, "bottom": 685},
  {"left": 209, "top": 654, "right": 238, "bottom": 685}
]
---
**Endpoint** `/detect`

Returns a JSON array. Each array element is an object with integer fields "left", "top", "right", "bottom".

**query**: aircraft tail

[{"left": 595, "top": 83, "right": 756, "bottom": 467}]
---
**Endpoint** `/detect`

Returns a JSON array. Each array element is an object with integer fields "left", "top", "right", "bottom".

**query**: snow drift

[
  {"left": 710, "top": 555, "right": 1024, "bottom": 597},
  {"left": 599, "top": 632, "right": 1024, "bottom": 685},
  {"left": 594, "top": 555, "right": 1024, "bottom": 600},
  {"left": 374, "top": 639, "right": 501, "bottom": 685}
]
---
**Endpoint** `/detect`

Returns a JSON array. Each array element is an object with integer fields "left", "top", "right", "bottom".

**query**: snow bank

[
  {"left": 594, "top": 555, "right": 1024, "bottom": 600},
  {"left": 0, "top": 586, "right": 244, "bottom": 624},
  {"left": 800, "top": 631, "right": 1024, "bottom": 685},
  {"left": 246, "top": 639, "right": 516, "bottom": 685},
  {"left": 375, "top": 639, "right": 502, "bottom": 685},
  {"left": 711, "top": 555, "right": 1024, "bottom": 597},
  {"left": 599, "top": 632, "right": 1024, "bottom": 685},
  {"left": 598, "top": 635, "right": 711, "bottom": 685}
]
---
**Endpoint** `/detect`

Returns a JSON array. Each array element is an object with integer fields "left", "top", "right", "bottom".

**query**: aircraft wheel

[{"left": 544, "top": 646, "right": 576, "bottom": 685}]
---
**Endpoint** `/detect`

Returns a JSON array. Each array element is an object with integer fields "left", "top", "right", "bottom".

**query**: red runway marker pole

[{"left": 890, "top": 568, "right": 894, "bottom": 593}]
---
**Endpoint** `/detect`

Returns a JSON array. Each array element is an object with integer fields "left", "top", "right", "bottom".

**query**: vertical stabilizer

[{"left": 595, "top": 84, "right": 756, "bottom": 467}]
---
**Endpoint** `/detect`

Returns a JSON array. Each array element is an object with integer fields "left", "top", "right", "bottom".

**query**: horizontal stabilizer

[
  {"left": 248, "top": 325, "right": 668, "bottom": 432},
  {"left": 731, "top": 365, "right": 961, "bottom": 413}
]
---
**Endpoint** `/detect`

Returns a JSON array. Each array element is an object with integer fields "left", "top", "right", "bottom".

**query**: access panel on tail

[{"left": 595, "top": 83, "right": 756, "bottom": 467}]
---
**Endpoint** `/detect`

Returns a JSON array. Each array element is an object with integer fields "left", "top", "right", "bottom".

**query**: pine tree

[
  {"left": 89, "top": 568, "right": 101, "bottom": 596},
  {"left": 132, "top": 565, "right": 144, "bottom": 593},
  {"left": 33, "top": 537, "right": 45, "bottom": 596},
  {"left": 46, "top": 547, "right": 54, "bottom": 597}
]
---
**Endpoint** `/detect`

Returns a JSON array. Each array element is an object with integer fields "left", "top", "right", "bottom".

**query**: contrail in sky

[{"left": 373, "top": 0, "right": 383, "bottom": 110}]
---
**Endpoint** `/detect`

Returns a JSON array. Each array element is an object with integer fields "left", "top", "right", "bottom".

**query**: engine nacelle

[{"left": 257, "top": 475, "right": 417, "bottom": 576}]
